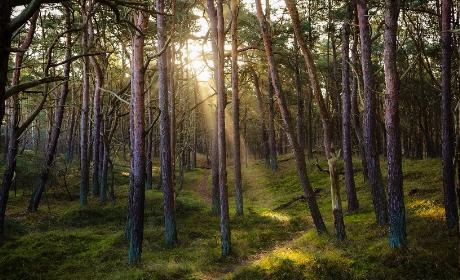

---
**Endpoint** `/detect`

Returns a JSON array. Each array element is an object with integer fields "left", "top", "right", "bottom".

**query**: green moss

[{"left": 0, "top": 156, "right": 457, "bottom": 279}]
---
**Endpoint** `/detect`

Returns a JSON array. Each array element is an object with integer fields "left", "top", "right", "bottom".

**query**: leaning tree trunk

[
  {"left": 383, "top": 0, "right": 406, "bottom": 248},
  {"left": 28, "top": 9, "right": 71, "bottom": 212},
  {"left": 0, "top": 11, "right": 38, "bottom": 239},
  {"left": 285, "top": 0, "right": 345, "bottom": 240},
  {"left": 157, "top": 0, "right": 178, "bottom": 248},
  {"left": 440, "top": 0, "right": 458, "bottom": 230},
  {"left": 341, "top": 1, "right": 359, "bottom": 213},
  {"left": 256, "top": 0, "right": 327, "bottom": 234},
  {"left": 231, "top": 0, "right": 243, "bottom": 216},
  {"left": 356, "top": 0, "right": 388, "bottom": 225}
]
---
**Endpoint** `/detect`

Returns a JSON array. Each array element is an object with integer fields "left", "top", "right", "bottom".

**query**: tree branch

[{"left": 4, "top": 76, "right": 66, "bottom": 100}]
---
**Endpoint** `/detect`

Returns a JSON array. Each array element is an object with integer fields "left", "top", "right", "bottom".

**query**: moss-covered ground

[{"left": 0, "top": 151, "right": 458, "bottom": 279}]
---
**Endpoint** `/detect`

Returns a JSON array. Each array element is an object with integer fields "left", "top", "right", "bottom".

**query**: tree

[
  {"left": 157, "top": 0, "right": 178, "bottom": 247},
  {"left": 356, "top": 0, "right": 388, "bottom": 226},
  {"left": 28, "top": 7, "right": 72, "bottom": 212},
  {"left": 284, "top": 0, "right": 346, "bottom": 240},
  {"left": 231, "top": 0, "right": 243, "bottom": 216},
  {"left": 255, "top": 0, "right": 327, "bottom": 234},
  {"left": 440, "top": 0, "right": 458, "bottom": 231},
  {"left": 383, "top": 0, "right": 406, "bottom": 247},
  {"left": 341, "top": 0, "right": 359, "bottom": 213},
  {"left": 127, "top": 10, "right": 148, "bottom": 264},
  {"left": 79, "top": 0, "right": 92, "bottom": 206}
]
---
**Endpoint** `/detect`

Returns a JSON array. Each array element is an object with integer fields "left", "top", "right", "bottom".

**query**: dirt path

[{"left": 196, "top": 169, "right": 211, "bottom": 203}]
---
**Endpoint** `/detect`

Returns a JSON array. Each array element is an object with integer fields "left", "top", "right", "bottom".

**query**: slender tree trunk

[
  {"left": 145, "top": 88, "right": 153, "bottom": 190},
  {"left": 441, "top": 0, "right": 458, "bottom": 230},
  {"left": 157, "top": 0, "right": 177, "bottom": 247},
  {"left": 356, "top": 0, "right": 388, "bottom": 225},
  {"left": 127, "top": 11, "right": 148, "bottom": 264},
  {"left": 207, "top": 0, "right": 221, "bottom": 216},
  {"left": 215, "top": 0, "right": 231, "bottom": 256},
  {"left": 80, "top": 0, "right": 91, "bottom": 206},
  {"left": 285, "top": 0, "right": 345, "bottom": 240},
  {"left": 66, "top": 87, "right": 76, "bottom": 163},
  {"left": 28, "top": 9, "right": 71, "bottom": 212},
  {"left": 90, "top": 54, "right": 103, "bottom": 196},
  {"left": 267, "top": 74, "right": 278, "bottom": 170},
  {"left": 253, "top": 73, "right": 270, "bottom": 164},
  {"left": 342, "top": 1, "right": 359, "bottom": 213},
  {"left": 256, "top": 0, "right": 327, "bottom": 234},
  {"left": 231, "top": 0, "right": 243, "bottom": 216},
  {"left": 383, "top": 0, "right": 406, "bottom": 247},
  {"left": 294, "top": 39, "right": 306, "bottom": 152}
]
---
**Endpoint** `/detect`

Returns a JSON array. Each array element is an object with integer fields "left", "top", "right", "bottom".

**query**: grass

[{"left": 0, "top": 152, "right": 458, "bottom": 279}]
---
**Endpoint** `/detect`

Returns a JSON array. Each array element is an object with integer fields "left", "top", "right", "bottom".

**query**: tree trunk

[
  {"left": 294, "top": 39, "right": 306, "bottom": 152},
  {"left": 441, "top": 0, "right": 458, "bottom": 230},
  {"left": 341, "top": 1, "right": 359, "bottom": 213},
  {"left": 157, "top": 0, "right": 178, "bottom": 248},
  {"left": 383, "top": 0, "right": 406, "bottom": 247},
  {"left": 256, "top": 0, "right": 327, "bottom": 234},
  {"left": 231, "top": 0, "right": 243, "bottom": 216},
  {"left": 127, "top": 11, "right": 148, "bottom": 264},
  {"left": 145, "top": 88, "right": 153, "bottom": 190},
  {"left": 28, "top": 9, "right": 71, "bottom": 212},
  {"left": 90, "top": 53, "right": 103, "bottom": 196},
  {"left": 0, "top": 11, "right": 38, "bottom": 239},
  {"left": 267, "top": 76, "right": 278, "bottom": 170},
  {"left": 207, "top": 0, "right": 221, "bottom": 216},
  {"left": 80, "top": 0, "right": 91, "bottom": 206},
  {"left": 253, "top": 73, "right": 270, "bottom": 164},
  {"left": 356, "top": 0, "right": 388, "bottom": 225},
  {"left": 284, "top": 0, "right": 345, "bottom": 240},
  {"left": 216, "top": 0, "right": 231, "bottom": 256},
  {"left": 0, "top": 5, "right": 12, "bottom": 127}
]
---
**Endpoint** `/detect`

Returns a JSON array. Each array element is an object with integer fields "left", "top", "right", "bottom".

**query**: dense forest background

[{"left": 0, "top": 0, "right": 459, "bottom": 279}]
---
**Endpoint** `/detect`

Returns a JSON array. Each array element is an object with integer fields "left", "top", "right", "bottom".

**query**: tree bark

[
  {"left": 256, "top": 0, "right": 327, "bottom": 234},
  {"left": 231, "top": 0, "right": 243, "bottom": 216},
  {"left": 383, "top": 0, "right": 406, "bottom": 247},
  {"left": 207, "top": 0, "right": 221, "bottom": 216},
  {"left": 127, "top": 11, "right": 148, "bottom": 264},
  {"left": 441, "top": 0, "right": 458, "bottom": 230},
  {"left": 216, "top": 0, "right": 231, "bottom": 256},
  {"left": 356, "top": 0, "right": 388, "bottom": 225},
  {"left": 342, "top": 1, "right": 359, "bottom": 213},
  {"left": 90, "top": 52, "right": 103, "bottom": 197},
  {"left": 79, "top": 0, "right": 91, "bottom": 206},
  {"left": 284, "top": 0, "right": 345, "bottom": 240},
  {"left": 157, "top": 0, "right": 178, "bottom": 248},
  {"left": 0, "top": 4, "right": 12, "bottom": 127},
  {"left": 253, "top": 73, "right": 270, "bottom": 164}
]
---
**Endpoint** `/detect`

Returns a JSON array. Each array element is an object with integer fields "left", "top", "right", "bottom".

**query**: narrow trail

[{"left": 196, "top": 169, "right": 211, "bottom": 203}]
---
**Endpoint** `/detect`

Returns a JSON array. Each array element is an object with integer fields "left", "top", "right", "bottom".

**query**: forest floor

[{"left": 0, "top": 152, "right": 458, "bottom": 279}]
